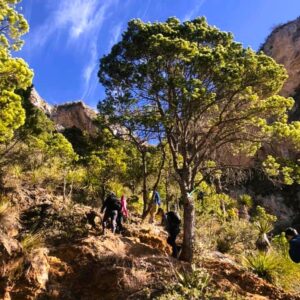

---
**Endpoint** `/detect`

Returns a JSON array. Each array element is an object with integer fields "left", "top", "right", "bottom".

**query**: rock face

[
  {"left": 29, "top": 89, "right": 98, "bottom": 134},
  {"left": 262, "top": 18, "right": 300, "bottom": 119},
  {"left": 29, "top": 88, "right": 53, "bottom": 116},
  {"left": 51, "top": 101, "right": 98, "bottom": 134}
]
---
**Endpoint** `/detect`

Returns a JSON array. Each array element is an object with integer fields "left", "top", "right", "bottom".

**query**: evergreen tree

[
  {"left": 98, "top": 17, "right": 296, "bottom": 261},
  {"left": 0, "top": 0, "right": 33, "bottom": 143}
]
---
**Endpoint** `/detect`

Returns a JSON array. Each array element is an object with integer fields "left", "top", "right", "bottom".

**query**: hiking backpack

[{"left": 166, "top": 211, "right": 181, "bottom": 227}]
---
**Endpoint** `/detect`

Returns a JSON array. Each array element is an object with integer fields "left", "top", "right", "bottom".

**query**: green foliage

[
  {"left": 252, "top": 206, "right": 277, "bottom": 235},
  {"left": 21, "top": 231, "right": 44, "bottom": 254},
  {"left": 157, "top": 265, "right": 211, "bottom": 300},
  {"left": 174, "top": 265, "right": 211, "bottom": 298},
  {"left": 272, "top": 233, "right": 289, "bottom": 257},
  {"left": 244, "top": 251, "right": 280, "bottom": 282},
  {"left": 99, "top": 16, "right": 295, "bottom": 260},
  {"left": 85, "top": 146, "right": 127, "bottom": 196},
  {"left": 157, "top": 264, "right": 244, "bottom": 299},
  {"left": 0, "top": 0, "right": 33, "bottom": 142},
  {"left": 62, "top": 127, "right": 92, "bottom": 156},
  {"left": 98, "top": 16, "right": 293, "bottom": 187},
  {"left": 244, "top": 249, "right": 300, "bottom": 291},
  {"left": 263, "top": 155, "right": 300, "bottom": 185},
  {"left": 238, "top": 194, "right": 253, "bottom": 208},
  {"left": 216, "top": 220, "right": 257, "bottom": 254},
  {"left": 198, "top": 188, "right": 237, "bottom": 221}
]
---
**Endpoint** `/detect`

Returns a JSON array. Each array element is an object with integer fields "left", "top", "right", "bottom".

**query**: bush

[
  {"left": 157, "top": 264, "right": 245, "bottom": 299},
  {"left": 21, "top": 232, "right": 44, "bottom": 254},
  {"left": 244, "top": 251, "right": 280, "bottom": 282},
  {"left": 239, "top": 194, "right": 253, "bottom": 207},
  {"left": 157, "top": 265, "right": 211, "bottom": 300},
  {"left": 244, "top": 249, "right": 300, "bottom": 291},
  {"left": 216, "top": 220, "right": 257, "bottom": 254}
]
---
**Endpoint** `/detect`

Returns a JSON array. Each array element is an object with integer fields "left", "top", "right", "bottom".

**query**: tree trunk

[
  {"left": 179, "top": 183, "right": 195, "bottom": 262},
  {"left": 142, "top": 151, "right": 148, "bottom": 215},
  {"left": 63, "top": 176, "right": 67, "bottom": 201}
]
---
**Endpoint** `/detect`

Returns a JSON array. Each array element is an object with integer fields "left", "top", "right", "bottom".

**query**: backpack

[
  {"left": 106, "top": 195, "right": 121, "bottom": 211},
  {"left": 166, "top": 211, "right": 181, "bottom": 227}
]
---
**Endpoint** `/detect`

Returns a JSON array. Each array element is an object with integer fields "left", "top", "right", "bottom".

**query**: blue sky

[{"left": 17, "top": 0, "right": 300, "bottom": 109}]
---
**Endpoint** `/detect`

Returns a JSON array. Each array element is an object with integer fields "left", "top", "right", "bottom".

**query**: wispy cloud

[
  {"left": 108, "top": 23, "right": 123, "bottom": 50},
  {"left": 30, "top": 0, "right": 117, "bottom": 47},
  {"left": 183, "top": 0, "right": 206, "bottom": 21},
  {"left": 82, "top": 40, "right": 98, "bottom": 99},
  {"left": 141, "top": 0, "right": 151, "bottom": 20},
  {"left": 28, "top": 0, "right": 119, "bottom": 101}
]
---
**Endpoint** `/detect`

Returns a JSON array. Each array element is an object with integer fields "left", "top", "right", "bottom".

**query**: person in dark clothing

[
  {"left": 86, "top": 210, "right": 98, "bottom": 229},
  {"left": 157, "top": 208, "right": 181, "bottom": 258},
  {"left": 101, "top": 192, "right": 122, "bottom": 234},
  {"left": 285, "top": 227, "right": 300, "bottom": 263}
]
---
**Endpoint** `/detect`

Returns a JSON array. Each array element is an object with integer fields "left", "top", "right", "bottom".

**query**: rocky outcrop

[
  {"left": 29, "top": 89, "right": 98, "bottom": 134},
  {"left": 51, "top": 101, "right": 98, "bottom": 135},
  {"left": 262, "top": 18, "right": 300, "bottom": 119},
  {"left": 29, "top": 88, "right": 53, "bottom": 116}
]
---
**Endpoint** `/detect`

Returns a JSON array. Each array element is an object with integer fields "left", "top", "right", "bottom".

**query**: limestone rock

[
  {"left": 262, "top": 18, "right": 300, "bottom": 119},
  {"left": 29, "top": 88, "right": 53, "bottom": 116},
  {"left": 51, "top": 101, "right": 98, "bottom": 134}
]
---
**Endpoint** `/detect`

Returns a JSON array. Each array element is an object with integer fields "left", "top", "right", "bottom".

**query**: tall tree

[
  {"left": 98, "top": 17, "right": 295, "bottom": 261},
  {"left": 0, "top": 0, "right": 33, "bottom": 143}
]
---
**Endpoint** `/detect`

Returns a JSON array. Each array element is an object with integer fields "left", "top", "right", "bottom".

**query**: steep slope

[{"left": 1, "top": 187, "right": 300, "bottom": 300}]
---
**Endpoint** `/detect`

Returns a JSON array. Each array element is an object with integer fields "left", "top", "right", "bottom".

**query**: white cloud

[
  {"left": 30, "top": 0, "right": 118, "bottom": 48},
  {"left": 82, "top": 40, "right": 98, "bottom": 99},
  {"left": 108, "top": 23, "right": 123, "bottom": 50},
  {"left": 28, "top": 0, "right": 119, "bottom": 101},
  {"left": 183, "top": 0, "right": 206, "bottom": 22}
]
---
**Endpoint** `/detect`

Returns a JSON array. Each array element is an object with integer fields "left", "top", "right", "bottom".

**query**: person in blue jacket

[
  {"left": 148, "top": 190, "right": 161, "bottom": 223},
  {"left": 285, "top": 227, "right": 300, "bottom": 263}
]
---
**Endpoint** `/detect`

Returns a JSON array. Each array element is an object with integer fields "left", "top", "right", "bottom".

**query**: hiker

[
  {"left": 116, "top": 194, "right": 128, "bottom": 231},
  {"left": 157, "top": 208, "right": 181, "bottom": 258},
  {"left": 86, "top": 209, "right": 100, "bottom": 229},
  {"left": 120, "top": 194, "right": 128, "bottom": 219},
  {"left": 149, "top": 190, "right": 161, "bottom": 223},
  {"left": 285, "top": 227, "right": 300, "bottom": 263},
  {"left": 101, "top": 192, "right": 122, "bottom": 233}
]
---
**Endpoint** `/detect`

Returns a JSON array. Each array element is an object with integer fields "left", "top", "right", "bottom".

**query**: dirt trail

[{"left": 44, "top": 224, "right": 300, "bottom": 300}]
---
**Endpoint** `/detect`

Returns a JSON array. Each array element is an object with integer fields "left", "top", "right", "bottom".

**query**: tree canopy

[
  {"left": 98, "top": 17, "right": 295, "bottom": 261},
  {"left": 0, "top": 0, "right": 33, "bottom": 142}
]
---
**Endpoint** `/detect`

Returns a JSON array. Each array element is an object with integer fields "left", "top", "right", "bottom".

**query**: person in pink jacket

[{"left": 120, "top": 194, "right": 128, "bottom": 218}]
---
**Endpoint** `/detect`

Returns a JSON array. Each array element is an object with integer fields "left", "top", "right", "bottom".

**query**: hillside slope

[{"left": 1, "top": 188, "right": 300, "bottom": 300}]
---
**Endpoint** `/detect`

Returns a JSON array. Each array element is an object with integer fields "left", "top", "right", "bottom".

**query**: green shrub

[
  {"left": 239, "top": 194, "right": 253, "bottom": 207},
  {"left": 157, "top": 265, "right": 211, "bottom": 300},
  {"left": 244, "top": 249, "right": 300, "bottom": 291},
  {"left": 252, "top": 206, "right": 277, "bottom": 235},
  {"left": 243, "top": 251, "right": 280, "bottom": 282},
  {"left": 21, "top": 232, "right": 44, "bottom": 254},
  {"left": 157, "top": 264, "right": 245, "bottom": 299},
  {"left": 216, "top": 220, "right": 257, "bottom": 254}
]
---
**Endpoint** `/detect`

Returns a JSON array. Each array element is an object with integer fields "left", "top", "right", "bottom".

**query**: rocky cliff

[
  {"left": 51, "top": 101, "right": 98, "bottom": 135},
  {"left": 29, "top": 88, "right": 98, "bottom": 134},
  {"left": 29, "top": 88, "right": 53, "bottom": 116},
  {"left": 262, "top": 18, "right": 300, "bottom": 120}
]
